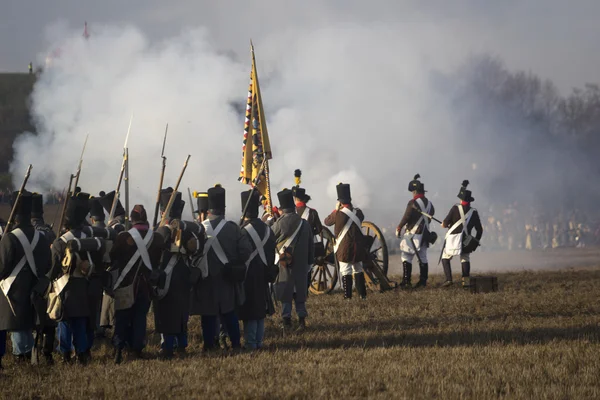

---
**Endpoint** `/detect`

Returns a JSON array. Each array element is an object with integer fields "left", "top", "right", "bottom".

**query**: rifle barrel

[{"left": 159, "top": 155, "right": 191, "bottom": 227}]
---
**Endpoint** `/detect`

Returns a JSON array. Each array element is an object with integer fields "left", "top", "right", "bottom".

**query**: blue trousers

[
  {"left": 201, "top": 311, "right": 240, "bottom": 349},
  {"left": 58, "top": 317, "right": 89, "bottom": 354},
  {"left": 243, "top": 319, "right": 265, "bottom": 349},
  {"left": 282, "top": 300, "right": 308, "bottom": 318},
  {"left": 161, "top": 314, "right": 189, "bottom": 351},
  {"left": 0, "top": 330, "right": 6, "bottom": 358},
  {"left": 113, "top": 295, "right": 151, "bottom": 351},
  {"left": 11, "top": 330, "right": 34, "bottom": 355}
]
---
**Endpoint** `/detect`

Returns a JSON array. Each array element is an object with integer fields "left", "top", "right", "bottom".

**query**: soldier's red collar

[
  {"left": 295, "top": 202, "right": 306, "bottom": 208},
  {"left": 413, "top": 194, "right": 425, "bottom": 200},
  {"left": 460, "top": 201, "right": 470, "bottom": 206}
]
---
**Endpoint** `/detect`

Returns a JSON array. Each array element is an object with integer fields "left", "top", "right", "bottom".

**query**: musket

[
  {"left": 152, "top": 124, "right": 168, "bottom": 227},
  {"left": 4, "top": 164, "right": 33, "bottom": 234},
  {"left": 108, "top": 114, "right": 133, "bottom": 221},
  {"left": 55, "top": 174, "right": 75, "bottom": 237},
  {"left": 187, "top": 187, "right": 196, "bottom": 220},
  {"left": 159, "top": 155, "right": 191, "bottom": 227},
  {"left": 72, "top": 134, "right": 89, "bottom": 189},
  {"left": 411, "top": 203, "right": 443, "bottom": 224},
  {"left": 123, "top": 148, "right": 130, "bottom": 230}
]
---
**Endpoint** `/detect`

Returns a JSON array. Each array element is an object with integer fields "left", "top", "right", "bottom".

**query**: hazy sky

[{"left": 1, "top": 0, "right": 599, "bottom": 93}]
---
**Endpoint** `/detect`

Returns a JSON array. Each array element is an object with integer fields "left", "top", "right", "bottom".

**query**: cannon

[{"left": 309, "top": 220, "right": 395, "bottom": 294}]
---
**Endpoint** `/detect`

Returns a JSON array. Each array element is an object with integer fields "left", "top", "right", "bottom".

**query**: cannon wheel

[
  {"left": 362, "top": 221, "right": 389, "bottom": 276},
  {"left": 309, "top": 227, "right": 339, "bottom": 295}
]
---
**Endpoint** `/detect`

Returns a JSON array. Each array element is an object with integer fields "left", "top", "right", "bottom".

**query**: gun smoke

[{"left": 9, "top": 3, "right": 600, "bottom": 231}]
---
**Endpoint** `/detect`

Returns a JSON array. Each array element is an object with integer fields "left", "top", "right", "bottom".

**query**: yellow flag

[{"left": 238, "top": 42, "right": 273, "bottom": 211}]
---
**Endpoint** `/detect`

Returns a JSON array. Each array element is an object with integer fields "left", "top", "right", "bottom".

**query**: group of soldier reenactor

[{"left": 0, "top": 171, "right": 484, "bottom": 368}]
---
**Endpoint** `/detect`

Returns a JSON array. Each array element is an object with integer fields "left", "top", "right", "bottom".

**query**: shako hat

[
  {"left": 31, "top": 193, "right": 44, "bottom": 219},
  {"left": 336, "top": 183, "right": 352, "bottom": 204},
  {"left": 277, "top": 188, "right": 295, "bottom": 210},
  {"left": 241, "top": 190, "right": 260, "bottom": 218},
  {"left": 207, "top": 184, "right": 226, "bottom": 211},
  {"left": 98, "top": 190, "right": 125, "bottom": 218},
  {"left": 457, "top": 180, "right": 475, "bottom": 202},
  {"left": 11, "top": 190, "right": 33, "bottom": 218},
  {"left": 66, "top": 192, "right": 91, "bottom": 227},
  {"left": 194, "top": 191, "right": 209, "bottom": 214},
  {"left": 160, "top": 187, "right": 185, "bottom": 219},
  {"left": 89, "top": 197, "right": 105, "bottom": 220}
]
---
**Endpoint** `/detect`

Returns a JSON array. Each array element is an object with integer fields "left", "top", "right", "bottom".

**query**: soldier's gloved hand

[
  {"left": 32, "top": 276, "right": 51, "bottom": 297},
  {"left": 149, "top": 269, "right": 166, "bottom": 288}
]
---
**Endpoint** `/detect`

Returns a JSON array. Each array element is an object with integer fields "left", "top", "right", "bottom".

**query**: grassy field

[{"left": 1, "top": 258, "right": 599, "bottom": 399}]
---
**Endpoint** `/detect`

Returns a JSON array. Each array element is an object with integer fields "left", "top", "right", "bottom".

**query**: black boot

[
  {"left": 43, "top": 352, "right": 54, "bottom": 366},
  {"left": 400, "top": 262, "right": 412, "bottom": 288},
  {"left": 62, "top": 352, "right": 72, "bottom": 364},
  {"left": 442, "top": 259, "right": 453, "bottom": 286},
  {"left": 461, "top": 262, "right": 471, "bottom": 288},
  {"left": 342, "top": 274, "right": 353, "bottom": 299},
  {"left": 114, "top": 348, "right": 123, "bottom": 365},
  {"left": 354, "top": 272, "right": 367, "bottom": 299},
  {"left": 414, "top": 263, "right": 428, "bottom": 288},
  {"left": 282, "top": 317, "right": 292, "bottom": 330},
  {"left": 297, "top": 317, "right": 306, "bottom": 332},
  {"left": 76, "top": 352, "right": 89, "bottom": 366}
]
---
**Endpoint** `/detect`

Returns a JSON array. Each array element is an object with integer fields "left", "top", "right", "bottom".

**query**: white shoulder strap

[
  {"left": 155, "top": 254, "right": 179, "bottom": 299},
  {"left": 445, "top": 205, "right": 474, "bottom": 240},
  {"left": 0, "top": 229, "right": 41, "bottom": 299},
  {"left": 202, "top": 219, "right": 229, "bottom": 265},
  {"left": 245, "top": 224, "right": 270, "bottom": 266},
  {"left": 301, "top": 207, "right": 310, "bottom": 221},
  {"left": 113, "top": 228, "right": 154, "bottom": 289},
  {"left": 411, "top": 198, "right": 432, "bottom": 234},
  {"left": 129, "top": 228, "right": 154, "bottom": 271},
  {"left": 334, "top": 208, "right": 361, "bottom": 252}
]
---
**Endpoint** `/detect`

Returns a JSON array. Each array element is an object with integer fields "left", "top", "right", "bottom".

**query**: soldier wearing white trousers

[
  {"left": 396, "top": 174, "right": 435, "bottom": 289},
  {"left": 441, "top": 180, "right": 483, "bottom": 288}
]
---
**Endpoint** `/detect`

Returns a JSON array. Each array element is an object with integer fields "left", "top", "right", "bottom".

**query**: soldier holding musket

[
  {"left": 191, "top": 185, "right": 252, "bottom": 350},
  {"left": 396, "top": 174, "right": 436, "bottom": 288},
  {"left": 109, "top": 205, "right": 163, "bottom": 363},
  {"left": 0, "top": 191, "right": 51, "bottom": 368},
  {"left": 440, "top": 180, "right": 484, "bottom": 288}
]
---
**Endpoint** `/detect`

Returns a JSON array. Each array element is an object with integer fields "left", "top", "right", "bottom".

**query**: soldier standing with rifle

[
  {"left": 153, "top": 188, "right": 204, "bottom": 358},
  {"left": 396, "top": 174, "right": 436, "bottom": 288},
  {"left": 273, "top": 188, "right": 314, "bottom": 329},
  {"left": 324, "top": 183, "right": 368, "bottom": 300},
  {"left": 0, "top": 190, "right": 51, "bottom": 368},
  {"left": 109, "top": 205, "right": 163, "bottom": 364},
  {"left": 440, "top": 180, "right": 484, "bottom": 288},
  {"left": 47, "top": 192, "right": 98, "bottom": 364},
  {"left": 191, "top": 185, "right": 252, "bottom": 351},
  {"left": 239, "top": 190, "right": 276, "bottom": 349}
]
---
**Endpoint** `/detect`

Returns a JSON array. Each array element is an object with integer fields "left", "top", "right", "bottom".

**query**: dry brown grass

[{"left": 1, "top": 264, "right": 600, "bottom": 399}]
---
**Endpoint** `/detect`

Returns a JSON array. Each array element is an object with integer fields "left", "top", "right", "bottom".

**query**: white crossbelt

[
  {"left": 275, "top": 220, "right": 304, "bottom": 264},
  {"left": 113, "top": 228, "right": 154, "bottom": 289},
  {"left": 300, "top": 207, "right": 320, "bottom": 243},
  {"left": 444, "top": 205, "right": 474, "bottom": 240},
  {"left": 198, "top": 219, "right": 228, "bottom": 278},
  {"left": 410, "top": 198, "right": 431, "bottom": 234},
  {"left": 334, "top": 208, "right": 361, "bottom": 252},
  {"left": 244, "top": 224, "right": 270, "bottom": 266},
  {"left": 0, "top": 229, "right": 40, "bottom": 298},
  {"left": 155, "top": 254, "right": 179, "bottom": 299}
]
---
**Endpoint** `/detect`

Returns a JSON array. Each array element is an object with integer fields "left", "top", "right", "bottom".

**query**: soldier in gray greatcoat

[
  {"left": 272, "top": 189, "right": 314, "bottom": 330},
  {"left": 0, "top": 191, "right": 51, "bottom": 368},
  {"left": 190, "top": 185, "right": 252, "bottom": 350}
]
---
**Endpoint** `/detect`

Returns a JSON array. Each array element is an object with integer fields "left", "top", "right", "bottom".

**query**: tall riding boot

[
  {"left": 342, "top": 275, "right": 353, "bottom": 299},
  {"left": 400, "top": 262, "right": 412, "bottom": 288},
  {"left": 354, "top": 272, "right": 367, "bottom": 299},
  {"left": 461, "top": 262, "right": 471, "bottom": 288},
  {"left": 441, "top": 259, "right": 453, "bottom": 287},
  {"left": 414, "top": 264, "right": 428, "bottom": 288}
]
